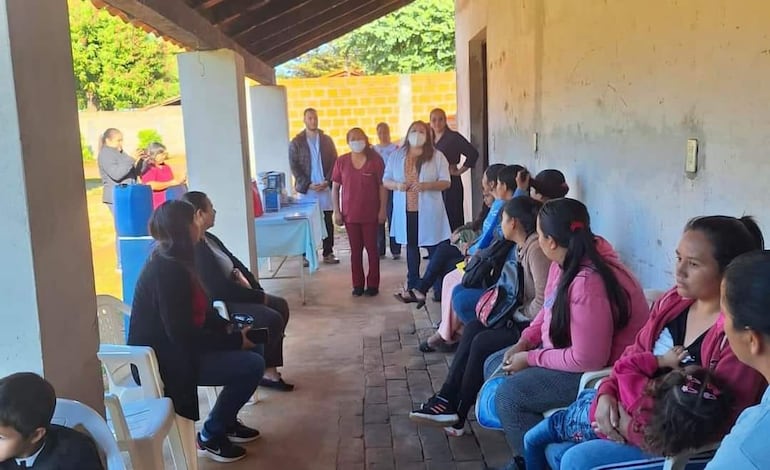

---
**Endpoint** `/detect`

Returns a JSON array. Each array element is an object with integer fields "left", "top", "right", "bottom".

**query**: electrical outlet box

[
  {"left": 533, "top": 132, "right": 539, "bottom": 153},
  {"left": 686, "top": 139, "right": 698, "bottom": 173}
]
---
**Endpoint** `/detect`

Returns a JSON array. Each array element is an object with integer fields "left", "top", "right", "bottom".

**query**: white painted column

[
  {"left": 178, "top": 50, "right": 258, "bottom": 274},
  {"left": 0, "top": 0, "right": 102, "bottom": 411},
  {"left": 248, "top": 85, "right": 292, "bottom": 189}
]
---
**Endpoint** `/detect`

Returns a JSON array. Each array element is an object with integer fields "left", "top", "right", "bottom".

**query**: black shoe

[
  {"left": 408, "top": 394, "right": 459, "bottom": 426},
  {"left": 392, "top": 254, "right": 401, "bottom": 260},
  {"left": 259, "top": 377, "right": 295, "bottom": 392},
  {"left": 226, "top": 421, "right": 261, "bottom": 443},
  {"left": 197, "top": 432, "right": 247, "bottom": 463},
  {"left": 364, "top": 287, "right": 379, "bottom": 297},
  {"left": 352, "top": 287, "right": 364, "bottom": 296}
]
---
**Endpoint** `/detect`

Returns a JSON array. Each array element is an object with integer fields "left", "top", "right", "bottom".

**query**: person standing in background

[
  {"left": 430, "top": 108, "right": 479, "bottom": 232},
  {"left": 289, "top": 108, "right": 340, "bottom": 265},
  {"left": 97, "top": 127, "right": 145, "bottom": 270},
  {"left": 373, "top": 122, "right": 402, "bottom": 260},
  {"left": 139, "top": 142, "right": 187, "bottom": 209}
]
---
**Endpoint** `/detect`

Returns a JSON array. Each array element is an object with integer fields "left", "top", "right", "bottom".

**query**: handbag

[
  {"left": 475, "top": 258, "right": 523, "bottom": 328},
  {"left": 461, "top": 238, "right": 515, "bottom": 288}
]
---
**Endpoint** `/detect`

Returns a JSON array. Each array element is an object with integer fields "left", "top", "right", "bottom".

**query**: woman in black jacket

[
  {"left": 182, "top": 191, "right": 294, "bottom": 391},
  {"left": 128, "top": 200, "right": 263, "bottom": 463}
]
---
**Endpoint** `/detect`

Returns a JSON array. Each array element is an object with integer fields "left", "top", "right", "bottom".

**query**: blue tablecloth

[{"left": 254, "top": 201, "right": 326, "bottom": 272}]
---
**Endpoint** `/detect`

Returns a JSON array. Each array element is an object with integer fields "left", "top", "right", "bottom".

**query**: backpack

[
  {"left": 461, "top": 238, "right": 515, "bottom": 289},
  {"left": 475, "top": 256, "right": 523, "bottom": 328}
]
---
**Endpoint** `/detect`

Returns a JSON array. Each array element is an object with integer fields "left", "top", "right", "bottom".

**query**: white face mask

[
  {"left": 349, "top": 140, "right": 366, "bottom": 154},
  {"left": 408, "top": 131, "right": 426, "bottom": 147}
]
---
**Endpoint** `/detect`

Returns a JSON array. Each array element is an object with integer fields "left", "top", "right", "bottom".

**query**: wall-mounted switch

[{"left": 685, "top": 139, "right": 698, "bottom": 174}]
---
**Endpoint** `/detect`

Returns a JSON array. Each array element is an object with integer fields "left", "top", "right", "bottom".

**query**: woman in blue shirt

[{"left": 706, "top": 250, "right": 770, "bottom": 469}]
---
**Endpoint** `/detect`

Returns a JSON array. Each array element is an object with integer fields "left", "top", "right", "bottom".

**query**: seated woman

[
  {"left": 182, "top": 191, "right": 294, "bottom": 392},
  {"left": 548, "top": 215, "right": 766, "bottom": 470},
  {"left": 707, "top": 250, "right": 770, "bottom": 469},
  {"left": 409, "top": 197, "right": 551, "bottom": 436},
  {"left": 490, "top": 198, "right": 650, "bottom": 470},
  {"left": 128, "top": 200, "right": 263, "bottom": 463},
  {"left": 395, "top": 164, "right": 507, "bottom": 308}
]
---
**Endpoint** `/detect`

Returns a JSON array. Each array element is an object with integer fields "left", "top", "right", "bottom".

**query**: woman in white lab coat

[{"left": 384, "top": 120, "right": 452, "bottom": 301}]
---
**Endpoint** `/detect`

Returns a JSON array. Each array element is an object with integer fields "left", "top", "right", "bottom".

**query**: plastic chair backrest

[
  {"left": 98, "top": 344, "right": 164, "bottom": 401},
  {"left": 52, "top": 398, "right": 126, "bottom": 470},
  {"left": 96, "top": 295, "right": 131, "bottom": 345}
]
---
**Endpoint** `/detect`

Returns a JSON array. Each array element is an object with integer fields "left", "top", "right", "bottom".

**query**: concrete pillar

[
  {"left": 178, "top": 49, "right": 258, "bottom": 274},
  {"left": 397, "top": 74, "right": 414, "bottom": 138},
  {"left": 0, "top": 0, "right": 102, "bottom": 411},
  {"left": 248, "top": 85, "right": 292, "bottom": 189}
]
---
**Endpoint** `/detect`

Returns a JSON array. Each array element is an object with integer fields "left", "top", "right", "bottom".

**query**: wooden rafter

[{"left": 221, "top": 0, "right": 314, "bottom": 36}]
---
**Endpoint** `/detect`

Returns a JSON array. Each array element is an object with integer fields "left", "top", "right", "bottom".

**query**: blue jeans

[
  {"left": 524, "top": 389, "right": 598, "bottom": 470},
  {"left": 545, "top": 438, "right": 653, "bottom": 469},
  {"left": 451, "top": 284, "right": 486, "bottom": 324},
  {"left": 198, "top": 350, "right": 264, "bottom": 439}
]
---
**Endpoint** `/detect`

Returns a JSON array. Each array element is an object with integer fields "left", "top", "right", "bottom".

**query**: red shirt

[
  {"left": 191, "top": 278, "right": 208, "bottom": 328},
  {"left": 331, "top": 152, "right": 384, "bottom": 224},
  {"left": 141, "top": 163, "right": 175, "bottom": 209}
]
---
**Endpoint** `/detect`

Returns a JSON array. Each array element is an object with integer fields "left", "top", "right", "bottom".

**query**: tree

[
  {"left": 68, "top": 0, "right": 180, "bottom": 110},
  {"left": 277, "top": 44, "right": 362, "bottom": 78}
]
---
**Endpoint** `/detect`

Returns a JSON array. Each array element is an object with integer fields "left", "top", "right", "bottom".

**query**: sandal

[
  {"left": 394, "top": 286, "right": 419, "bottom": 304},
  {"left": 418, "top": 333, "right": 456, "bottom": 353}
]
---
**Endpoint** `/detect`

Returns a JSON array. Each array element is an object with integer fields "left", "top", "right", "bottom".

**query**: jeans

[
  {"left": 545, "top": 438, "right": 653, "bottom": 470},
  {"left": 415, "top": 241, "right": 464, "bottom": 299},
  {"left": 450, "top": 284, "right": 486, "bottom": 324},
  {"left": 378, "top": 190, "right": 401, "bottom": 256},
  {"left": 346, "top": 222, "right": 380, "bottom": 289},
  {"left": 322, "top": 210, "right": 335, "bottom": 256},
  {"left": 405, "top": 211, "right": 441, "bottom": 290},
  {"left": 198, "top": 350, "right": 264, "bottom": 439},
  {"left": 524, "top": 389, "right": 598, "bottom": 470}
]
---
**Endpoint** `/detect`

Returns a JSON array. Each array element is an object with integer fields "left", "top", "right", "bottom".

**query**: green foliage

[
  {"left": 279, "top": 0, "right": 456, "bottom": 76},
  {"left": 81, "top": 134, "right": 94, "bottom": 162},
  {"left": 277, "top": 44, "right": 362, "bottom": 78},
  {"left": 137, "top": 129, "right": 163, "bottom": 150},
  {"left": 68, "top": 0, "right": 180, "bottom": 110}
]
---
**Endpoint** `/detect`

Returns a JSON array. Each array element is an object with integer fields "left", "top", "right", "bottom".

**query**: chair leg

[{"left": 171, "top": 415, "right": 198, "bottom": 470}]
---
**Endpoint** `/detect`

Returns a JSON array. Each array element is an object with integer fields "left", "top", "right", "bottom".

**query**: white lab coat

[{"left": 384, "top": 147, "right": 452, "bottom": 247}]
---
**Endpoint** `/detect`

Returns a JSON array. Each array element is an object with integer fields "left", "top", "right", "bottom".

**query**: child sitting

[
  {"left": 522, "top": 348, "right": 733, "bottom": 470},
  {"left": 0, "top": 373, "right": 104, "bottom": 470}
]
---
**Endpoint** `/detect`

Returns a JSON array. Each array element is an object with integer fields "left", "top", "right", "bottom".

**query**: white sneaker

[{"left": 444, "top": 423, "right": 465, "bottom": 437}]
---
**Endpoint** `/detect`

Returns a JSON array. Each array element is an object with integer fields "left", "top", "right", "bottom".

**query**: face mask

[
  {"left": 408, "top": 132, "right": 426, "bottom": 147},
  {"left": 349, "top": 140, "right": 366, "bottom": 153}
]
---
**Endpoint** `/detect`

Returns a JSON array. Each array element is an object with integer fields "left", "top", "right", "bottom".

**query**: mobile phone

[{"left": 245, "top": 327, "right": 270, "bottom": 344}]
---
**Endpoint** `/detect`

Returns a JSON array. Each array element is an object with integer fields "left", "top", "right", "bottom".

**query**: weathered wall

[{"left": 455, "top": 0, "right": 770, "bottom": 288}]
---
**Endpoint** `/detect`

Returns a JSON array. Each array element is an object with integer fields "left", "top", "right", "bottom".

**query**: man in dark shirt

[{"left": 430, "top": 108, "right": 479, "bottom": 231}]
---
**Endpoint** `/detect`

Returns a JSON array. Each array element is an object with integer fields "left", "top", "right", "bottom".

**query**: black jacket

[
  {"left": 128, "top": 253, "right": 242, "bottom": 420},
  {"left": 0, "top": 425, "right": 104, "bottom": 469},
  {"left": 288, "top": 129, "right": 338, "bottom": 194},
  {"left": 195, "top": 232, "right": 266, "bottom": 304}
]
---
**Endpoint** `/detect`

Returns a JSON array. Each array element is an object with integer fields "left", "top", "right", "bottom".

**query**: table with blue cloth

[{"left": 254, "top": 201, "right": 326, "bottom": 304}]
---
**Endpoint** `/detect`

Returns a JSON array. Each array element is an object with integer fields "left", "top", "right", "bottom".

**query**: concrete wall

[
  {"left": 79, "top": 107, "right": 187, "bottom": 157},
  {"left": 455, "top": 0, "right": 770, "bottom": 289}
]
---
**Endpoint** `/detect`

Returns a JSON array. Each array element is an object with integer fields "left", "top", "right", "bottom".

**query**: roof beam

[
  {"left": 238, "top": 0, "right": 368, "bottom": 47},
  {"left": 220, "top": 0, "right": 314, "bottom": 37},
  {"left": 262, "top": 0, "right": 413, "bottom": 65},
  {"left": 201, "top": 0, "right": 269, "bottom": 25},
  {"left": 97, "top": 0, "right": 275, "bottom": 84}
]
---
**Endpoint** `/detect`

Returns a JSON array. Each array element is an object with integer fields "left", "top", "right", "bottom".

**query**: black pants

[
  {"left": 415, "top": 241, "right": 464, "bottom": 299},
  {"left": 439, "top": 319, "right": 521, "bottom": 421},
  {"left": 323, "top": 210, "right": 335, "bottom": 256},
  {"left": 228, "top": 293, "right": 290, "bottom": 368},
  {"left": 443, "top": 175, "right": 465, "bottom": 232},
  {"left": 378, "top": 190, "right": 401, "bottom": 256}
]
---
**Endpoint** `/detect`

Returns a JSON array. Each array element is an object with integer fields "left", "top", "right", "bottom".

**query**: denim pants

[
  {"left": 415, "top": 241, "right": 464, "bottom": 299},
  {"left": 450, "top": 284, "right": 486, "bottom": 324},
  {"left": 545, "top": 438, "right": 653, "bottom": 469},
  {"left": 198, "top": 350, "right": 264, "bottom": 439},
  {"left": 523, "top": 389, "right": 598, "bottom": 470}
]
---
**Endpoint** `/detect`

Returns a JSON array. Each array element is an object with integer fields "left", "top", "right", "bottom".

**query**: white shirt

[
  {"left": 298, "top": 133, "right": 333, "bottom": 211},
  {"left": 16, "top": 441, "right": 46, "bottom": 467}
]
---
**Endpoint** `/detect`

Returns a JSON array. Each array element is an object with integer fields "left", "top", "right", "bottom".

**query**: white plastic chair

[
  {"left": 98, "top": 344, "right": 196, "bottom": 470},
  {"left": 52, "top": 398, "right": 126, "bottom": 470}
]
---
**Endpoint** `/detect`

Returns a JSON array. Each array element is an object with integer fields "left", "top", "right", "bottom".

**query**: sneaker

[
  {"left": 302, "top": 257, "right": 310, "bottom": 268},
  {"left": 444, "top": 422, "right": 465, "bottom": 437},
  {"left": 323, "top": 254, "right": 340, "bottom": 264},
  {"left": 392, "top": 254, "right": 401, "bottom": 260},
  {"left": 352, "top": 287, "right": 364, "bottom": 297},
  {"left": 364, "top": 287, "right": 379, "bottom": 297},
  {"left": 226, "top": 421, "right": 261, "bottom": 443},
  {"left": 197, "top": 433, "right": 246, "bottom": 463},
  {"left": 409, "top": 395, "right": 459, "bottom": 426}
]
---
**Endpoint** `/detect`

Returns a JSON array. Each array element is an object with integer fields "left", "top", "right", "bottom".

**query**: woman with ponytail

[
  {"left": 552, "top": 215, "right": 766, "bottom": 470},
  {"left": 491, "top": 198, "right": 650, "bottom": 469}
]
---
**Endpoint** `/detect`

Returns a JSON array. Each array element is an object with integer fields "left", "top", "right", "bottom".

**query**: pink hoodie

[
  {"left": 521, "top": 237, "right": 650, "bottom": 372},
  {"left": 591, "top": 287, "right": 766, "bottom": 447}
]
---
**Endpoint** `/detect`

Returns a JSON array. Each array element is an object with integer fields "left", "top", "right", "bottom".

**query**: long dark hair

[
  {"left": 539, "top": 198, "right": 630, "bottom": 347},
  {"left": 497, "top": 164, "right": 526, "bottom": 194},
  {"left": 149, "top": 200, "right": 197, "bottom": 265},
  {"left": 685, "top": 216, "right": 764, "bottom": 272},
  {"left": 181, "top": 190, "right": 208, "bottom": 212},
  {"left": 403, "top": 120, "right": 435, "bottom": 172},
  {"left": 484, "top": 163, "right": 506, "bottom": 185},
  {"left": 643, "top": 366, "right": 733, "bottom": 456},
  {"left": 723, "top": 250, "right": 770, "bottom": 335},
  {"left": 503, "top": 196, "right": 541, "bottom": 237}
]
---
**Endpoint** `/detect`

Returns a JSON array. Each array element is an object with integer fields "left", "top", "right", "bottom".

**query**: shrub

[
  {"left": 81, "top": 134, "right": 94, "bottom": 161},
  {"left": 137, "top": 129, "right": 163, "bottom": 150}
]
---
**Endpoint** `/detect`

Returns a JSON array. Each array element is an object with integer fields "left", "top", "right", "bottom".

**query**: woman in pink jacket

[
  {"left": 550, "top": 215, "right": 766, "bottom": 470},
  {"left": 492, "top": 198, "right": 650, "bottom": 468}
]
